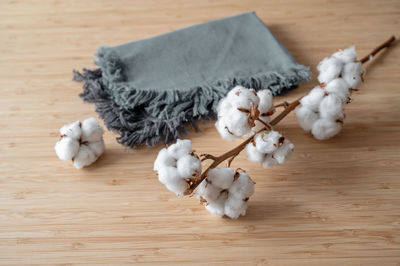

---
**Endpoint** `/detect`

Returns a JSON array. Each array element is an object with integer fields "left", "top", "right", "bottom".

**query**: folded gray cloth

[{"left": 74, "top": 11, "right": 311, "bottom": 147}]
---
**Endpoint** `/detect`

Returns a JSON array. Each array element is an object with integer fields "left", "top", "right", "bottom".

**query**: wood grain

[{"left": 1, "top": 0, "right": 399, "bottom": 264}]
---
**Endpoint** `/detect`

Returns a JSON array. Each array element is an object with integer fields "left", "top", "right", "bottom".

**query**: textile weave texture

[{"left": 74, "top": 11, "right": 311, "bottom": 147}]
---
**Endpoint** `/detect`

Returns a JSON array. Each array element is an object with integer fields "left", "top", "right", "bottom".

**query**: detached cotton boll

[
  {"left": 154, "top": 148, "right": 176, "bottom": 171},
  {"left": 257, "top": 89, "right": 273, "bottom": 114},
  {"left": 272, "top": 139, "right": 294, "bottom": 164},
  {"left": 73, "top": 144, "right": 98, "bottom": 169},
  {"left": 332, "top": 45, "right": 357, "bottom": 64},
  {"left": 167, "top": 139, "right": 192, "bottom": 159},
  {"left": 245, "top": 142, "right": 265, "bottom": 163},
  {"left": 176, "top": 154, "right": 201, "bottom": 179},
  {"left": 342, "top": 62, "right": 363, "bottom": 89},
  {"left": 207, "top": 168, "right": 235, "bottom": 189},
  {"left": 262, "top": 154, "right": 279, "bottom": 168},
  {"left": 317, "top": 57, "right": 343, "bottom": 84},
  {"left": 54, "top": 137, "right": 80, "bottom": 161},
  {"left": 296, "top": 106, "right": 319, "bottom": 131},
  {"left": 255, "top": 130, "right": 282, "bottom": 154},
  {"left": 325, "top": 78, "right": 350, "bottom": 100},
  {"left": 311, "top": 119, "right": 342, "bottom": 140},
  {"left": 227, "top": 85, "right": 259, "bottom": 109},
  {"left": 195, "top": 180, "right": 222, "bottom": 203},
  {"left": 228, "top": 172, "right": 255, "bottom": 199},
  {"left": 300, "top": 86, "right": 325, "bottom": 112},
  {"left": 60, "top": 120, "right": 81, "bottom": 140},
  {"left": 224, "top": 195, "right": 248, "bottom": 219},
  {"left": 87, "top": 140, "right": 105, "bottom": 157},
  {"left": 319, "top": 94, "right": 344, "bottom": 120},
  {"left": 81, "top": 117, "right": 104, "bottom": 142},
  {"left": 205, "top": 191, "right": 228, "bottom": 217}
]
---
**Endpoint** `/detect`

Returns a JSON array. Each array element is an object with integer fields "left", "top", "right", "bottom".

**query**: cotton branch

[{"left": 186, "top": 35, "right": 396, "bottom": 194}]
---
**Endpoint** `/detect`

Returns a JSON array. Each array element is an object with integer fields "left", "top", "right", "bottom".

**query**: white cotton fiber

[
  {"left": 154, "top": 148, "right": 176, "bottom": 171},
  {"left": 296, "top": 106, "right": 319, "bottom": 131},
  {"left": 227, "top": 85, "right": 259, "bottom": 109},
  {"left": 255, "top": 130, "right": 282, "bottom": 154},
  {"left": 60, "top": 120, "right": 81, "bottom": 140},
  {"left": 300, "top": 86, "right": 325, "bottom": 111},
  {"left": 317, "top": 57, "right": 343, "bottom": 84},
  {"left": 195, "top": 180, "right": 222, "bottom": 203},
  {"left": 205, "top": 191, "right": 228, "bottom": 217},
  {"left": 207, "top": 168, "right": 235, "bottom": 189},
  {"left": 272, "top": 139, "right": 294, "bottom": 164},
  {"left": 342, "top": 62, "right": 363, "bottom": 89},
  {"left": 224, "top": 195, "right": 248, "bottom": 219},
  {"left": 55, "top": 137, "right": 80, "bottom": 161},
  {"left": 228, "top": 172, "right": 255, "bottom": 199},
  {"left": 167, "top": 139, "right": 192, "bottom": 159},
  {"left": 325, "top": 78, "right": 350, "bottom": 100},
  {"left": 176, "top": 154, "right": 201, "bottom": 178},
  {"left": 262, "top": 154, "right": 279, "bottom": 168},
  {"left": 81, "top": 117, "right": 104, "bottom": 142},
  {"left": 319, "top": 94, "right": 344, "bottom": 120},
  {"left": 311, "top": 119, "right": 342, "bottom": 140},
  {"left": 164, "top": 176, "right": 189, "bottom": 196},
  {"left": 332, "top": 45, "right": 357, "bottom": 64},
  {"left": 215, "top": 120, "right": 237, "bottom": 141},
  {"left": 73, "top": 144, "right": 97, "bottom": 169},
  {"left": 245, "top": 142, "right": 265, "bottom": 163},
  {"left": 257, "top": 89, "right": 273, "bottom": 114},
  {"left": 157, "top": 166, "right": 180, "bottom": 185},
  {"left": 224, "top": 109, "right": 252, "bottom": 137},
  {"left": 87, "top": 140, "right": 105, "bottom": 157}
]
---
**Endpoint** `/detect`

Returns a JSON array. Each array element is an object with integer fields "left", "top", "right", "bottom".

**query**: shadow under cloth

[{"left": 73, "top": 11, "right": 311, "bottom": 148}]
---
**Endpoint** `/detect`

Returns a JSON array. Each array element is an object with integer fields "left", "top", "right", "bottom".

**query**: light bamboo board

[{"left": 1, "top": 0, "right": 399, "bottom": 264}]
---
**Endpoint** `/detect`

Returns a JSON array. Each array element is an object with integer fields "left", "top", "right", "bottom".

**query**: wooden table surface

[{"left": 1, "top": 0, "right": 400, "bottom": 264}]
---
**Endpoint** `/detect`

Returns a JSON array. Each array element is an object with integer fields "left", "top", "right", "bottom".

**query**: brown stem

[
  {"left": 186, "top": 35, "right": 395, "bottom": 194},
  {"left": 359, "top": 35, "right": 395, "bottom": 64}
]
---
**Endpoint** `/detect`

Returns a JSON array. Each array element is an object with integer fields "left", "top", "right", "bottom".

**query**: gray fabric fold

[{"left": 74, "top": 11, "right": 311, "bottom": 147}]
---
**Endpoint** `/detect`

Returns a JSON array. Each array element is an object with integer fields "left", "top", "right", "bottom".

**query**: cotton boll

[
  {"left": 207, "top": 168, "right": 235, "bottom": 190},
  {"left": 257, "top": 89, "right": 273, "bottom": 114},
  {"left": 81, "top": 117, "right": 104, "bottom": 142},
  {"left": 272, "top": 139, "right": 294, "bottom": 164},
  {"left": 342, "top": 62, "right": 363, "bottom": 89},
  {"left": 255, "top": 130, "right": 282, "bottom": 154},
  {"left": 164, "top": 176, "right": 188, "bottom": 196},
  {"left": 325, "top": 78, "right": 350, "bottom": 100},
  {"left": 215, "top": 119, "right": 237, "bottom": 141},
  {"left": 195, "top": 180, "right": 222, "bottom": 203},
  {"left": 154, "top": 148, "right": 176, "bottom": 171},
  {"left": 176, "top": 154, "right": 201, "bottom": 179},
  {"left": 167, "top": 139, "right": 192, "bottom": 159},
  {"left": 227, "top": 86, "right": 259, "bottom": 109},
  {"left": 60, "top": 120, "right": 82, "bottom": 140},
  {"left": 245, "top": 142, "right": 265, "bottom": 163},
  {"left": 73, "top": 144, "right": 98, "bottom": 169},
  {"left": 229, "top": 172, "right": 255, "bottom": 199},
  {"left": 87, "top": 140, "right": 105, "bottom": 157},
  {"left": 158, "top": 166, "right": 179, "bottom": 185},
  {"left": 55, "top": 137, "right": 80, "bottom": 161},
  {"left": 311, "top": 119, "right": 343, "bottom": 140},
  {"left": 317, "top": 57, "right": 343, "bottom": 84},
  {"left": 262, "top": 154, "right": 279, "bottom": 168},
  {"left": 216, "top": 97, "right": 232, "bottom": 115},
  {"left": 224, "top": 109, "right": 252, "bottom": 137},
  {"left": 300, "top": 86, "right": 325, "bottom": 112},
  {"left": 319, "top": 94, "right": 344, "bottom": 120},
  {"left": 205, "top": 191, "right": 228, "bottom": 217},
  {"left": 332, "top": 45, "right": 357, "bottom": 64},
  {"left": 296, "top": 106, "right": 319, "bottom": 131},
  {"left": 224, "top": 195, "right": 248, "bottom": 219}
]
